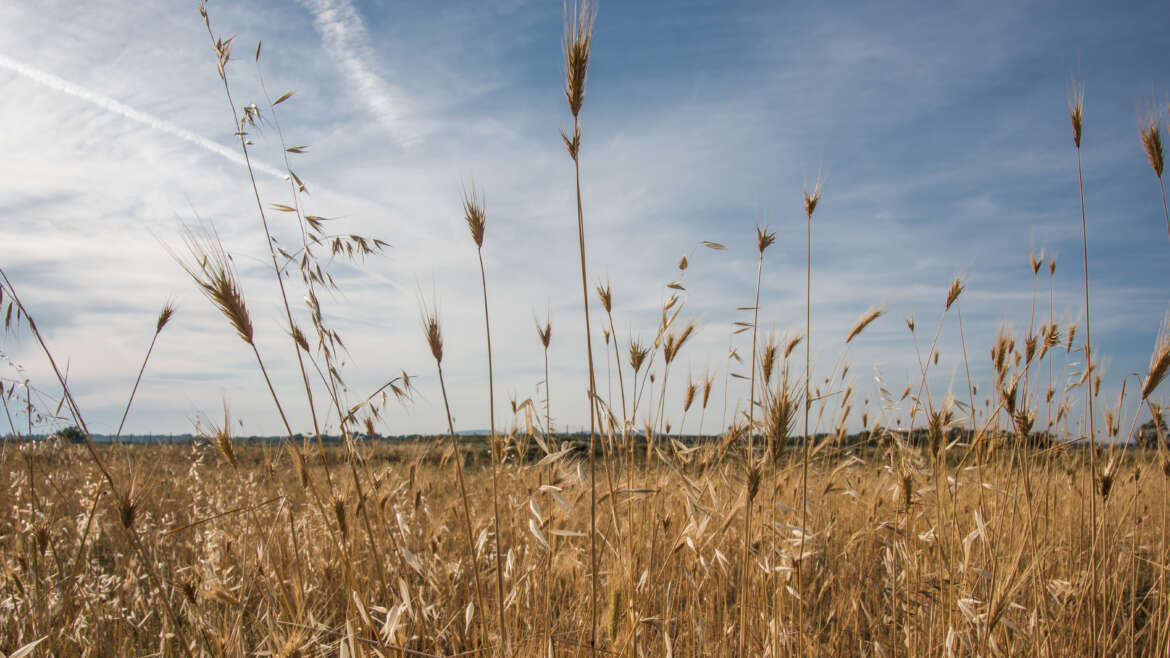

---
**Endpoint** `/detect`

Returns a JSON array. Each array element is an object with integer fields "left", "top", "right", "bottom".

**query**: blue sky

[{"left": 1, "top": 0, "right": 1167, "bottom": 438}]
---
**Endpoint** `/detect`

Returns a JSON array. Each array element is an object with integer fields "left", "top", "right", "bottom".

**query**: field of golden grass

[
  {"left": 3, "top": 0, "right": 1170, "bottom": 656},
  {"left": 2, "top": 440, "right": 1169, "bottom": 656}
]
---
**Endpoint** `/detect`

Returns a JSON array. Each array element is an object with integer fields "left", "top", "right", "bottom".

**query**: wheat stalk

[
  {"left": 561, "top": 1, "right": 601, "bottom": 651},
  {"left": 462, "top": 185, "right": 509, "bottom": 653}
]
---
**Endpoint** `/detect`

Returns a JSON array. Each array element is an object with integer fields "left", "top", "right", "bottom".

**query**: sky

[{"left": 1, "top": 0, "right": 1168, "bottom": 439}]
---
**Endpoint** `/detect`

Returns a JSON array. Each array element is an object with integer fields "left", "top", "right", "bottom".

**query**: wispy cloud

[
  {"left": 300, "top": 0, "right": 417, "bottom": 146},
  {"left": 0, "top": 51, "right": 284, "bottom": 179}
]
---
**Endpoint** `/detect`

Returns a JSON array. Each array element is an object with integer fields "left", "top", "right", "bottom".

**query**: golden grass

[
  {"left": 3, "top": 5, "right": 1170, "bottom": 658},
  {"left": 2, "top": 441, "right": 1169, "bottom": 656}
]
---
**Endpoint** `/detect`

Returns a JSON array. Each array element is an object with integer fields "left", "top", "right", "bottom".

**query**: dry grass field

[
  {"left": 2, "top": 439, "right": 1170, "bottom": 656},
  {"left": 3, "top": 1, "right": 1170, "bottom": 656}
]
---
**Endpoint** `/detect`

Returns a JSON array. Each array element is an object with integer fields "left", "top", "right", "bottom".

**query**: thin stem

[
  {"left": 114, "top": 329, "right": 162, "bottom": 443},
  {"left": 1076, "top": 143, "right": 1100, "bottom": 655},
  {"left": 476, "top": 248, "right": 508, "bottom": 653},
  {"left": 1160, "top": 176, "right": 1170, "bottom": 243},
  {"left": 570, "top": 119, "right": 601, "bottom": 654},
  {"left": 738, "top": 247, "right": 764, "bottom": 658},
  {"left": 798, "top": 214, "right": 812, "bottom": 653}
]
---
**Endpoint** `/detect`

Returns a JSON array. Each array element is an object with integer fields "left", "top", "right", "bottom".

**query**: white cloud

[
  {"left": 1, "top": 0, "right": 1167, "bottom": 441},
  {"left": 300, "top": 0, "right": 418, "bottom": 147},
  {"left": 0, "top": 51, "right": 284, "bottom": 180}
]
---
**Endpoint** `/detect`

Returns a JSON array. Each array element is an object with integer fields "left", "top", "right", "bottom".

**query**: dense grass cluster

[
  {"left": 2, "top": 440, "right": 1170, "bottom": 656},
  {"left": 3, "top": 1, "right": 1170, "bottom": 656}
]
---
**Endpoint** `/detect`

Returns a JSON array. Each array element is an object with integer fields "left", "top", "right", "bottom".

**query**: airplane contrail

[
  {"left": 300, "top": 0, "right": 416, "bottom": 147},
  {"left": 0, "top": 51, "right": 285, "bottom": 179}
]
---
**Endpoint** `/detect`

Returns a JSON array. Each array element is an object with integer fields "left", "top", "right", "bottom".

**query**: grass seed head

[
  {"left": 701, "top": 372, "right": 715, "bottom": 408},
  {"left": 175, "top": 224, "right": 254, "bottom": 345},
  {"left": 761, "top": 336, "right": 778, "bottom": 384},
  {"left": 118, "top": 488, "right": 139, "bottom": 530},
  {"left": 756, "top": 225, "right": 776, "bottom": 254},
  {"left": 421, "top": 301, "right": 444, "bottom": 363},
  {"left": 747, "top": 466, "right": 761, "bottom": 501},
  {"left": 1069, "top": 84, "right": 1084, "bottom": 148},
  {"left": 784, "top": 333, "right": 804, "bottom": 359},
  {"left": 846, "top": 306, "right": 884, "bottom": 343},
  {"left": 597, "top": 281, "right": 613, "bottom": 313},
  {"left": 629, "top": 338, "right": 649, "bottom": 373},
  {"left": 291, "top": 324, "right": 311, "bottom": 352},
  {"left": 945, "top": 277, "right": 965, "bottom": 311},
  {"left": 684, "top": 379, "right": 698, "bottom": 413},
  {"left": 561, "top": 123, "right": 581, "bottom": 160},
  {"left": 155, "top": 301, "right": 177, "bottom": 334},
  {"left": 462, "top": 186, "right": 486, "bottom": 249},
  {"left": 1141, "top": 114, "right": 1164, "bottom": 178},
  {"left": 536, "top": 316, "right": 552, "bottom": 349},
  {"left": 663, "top": 322, "right": 697, "bottom": 364},
  {"left": 804, "top": 180, "right": 822, "bottom": 219},
  {"left": 1142, "top": 313, "right": 1170, "bottom": 400},
  {"left": 563, "top": 0, "right": 595, "bottom": 118}
]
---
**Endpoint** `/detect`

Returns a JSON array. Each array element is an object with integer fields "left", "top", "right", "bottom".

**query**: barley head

[
  {"left": 563, "top": 0, "right": 595, "bottom": 119},
  {"left": 1141, "top": 115, "right": 1164, "bottom": 178},
  {"left": 1069, "top": 84, "right": 1084, "bottom": 148},
  {"left": 155, "top": 301, "right": 177, "bottom": 334},
  {"left": 846, "top": 306, "right": 884, "bottom": 343},
  {"left": 597, "top": 281, "right": 612, "bottom": 313},
  {"left": 536, "top": 316, "right": 552, "bottom": 349},
  {"left": 756, "top": 225, "right": 776, "bottom": 253},
  {"left": 945, "top": 277, "right": 965, "bottom": 311},
  {"left": 462, "top": 186, "right": 486, "bottom": 248},
  {"left": 803, "top": 180, "right": 822, "bottom": 219},
  {"left": 1142, "top": 312, "right": 1170, "bottom": 400}
]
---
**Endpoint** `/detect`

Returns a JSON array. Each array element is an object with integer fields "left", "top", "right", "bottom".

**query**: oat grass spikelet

[
  {"left": 846, "top": 305, "right": 884, "bottom": 343},
  {"left": 176, "top": 224, "right": 254, "bottom": 345}
]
